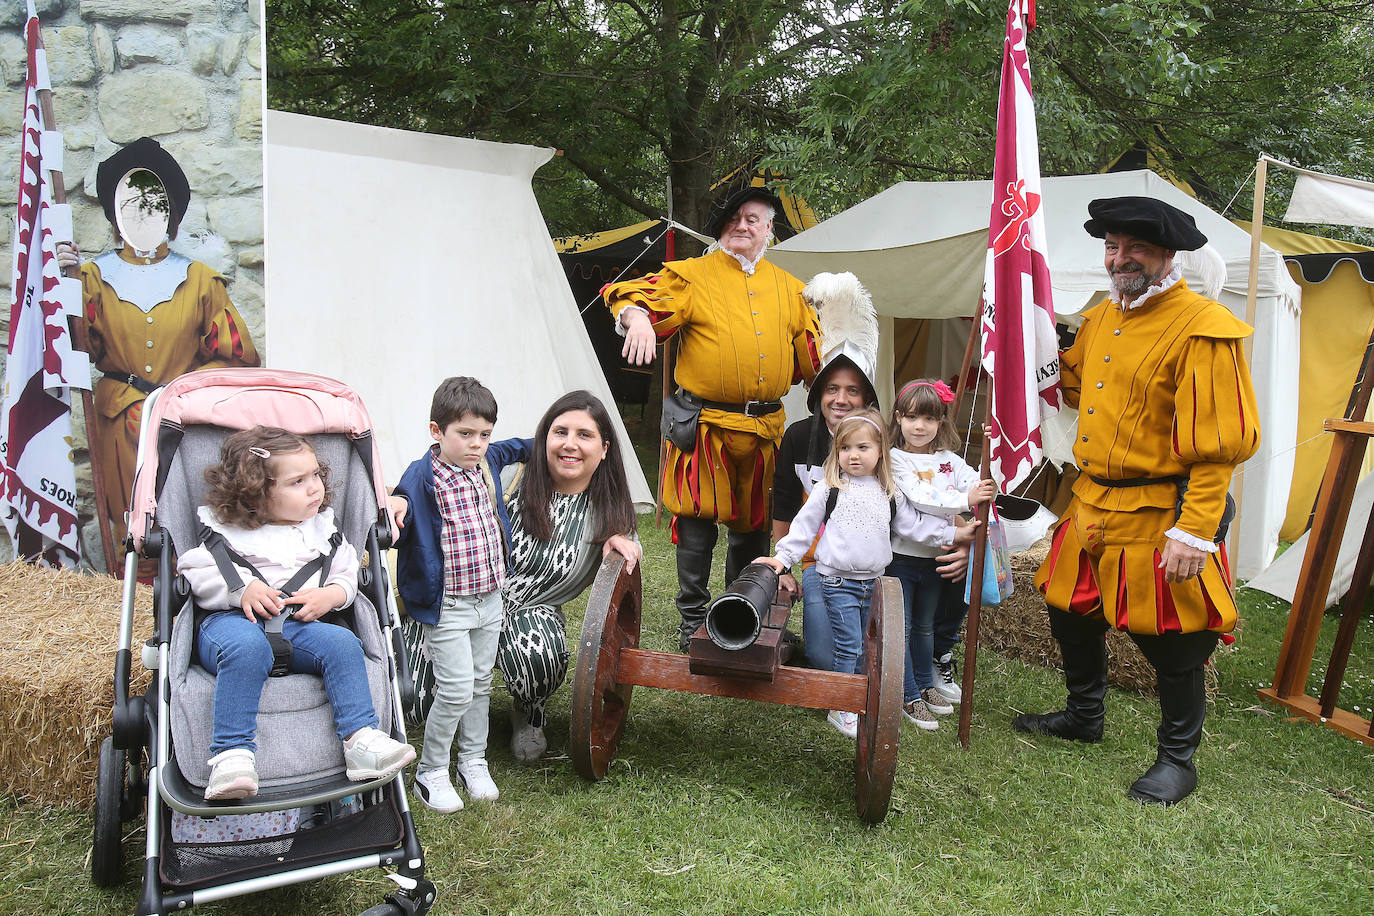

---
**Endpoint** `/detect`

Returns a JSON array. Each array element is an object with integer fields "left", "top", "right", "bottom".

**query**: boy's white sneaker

[
  {"left": 205, "top": 748, "right": 258, "bottom": 801},
  {"left": 413, "top": 767, "right": 464, "bottom": 813},
  {"left": 344, "top": 727, "right": 416, "bottom": 781},
  {"left": 826, "top": 709, "right": 859, "bottom": 740},
  {"left": 456, "top": 758, "right": 500, "bottom": 802}
]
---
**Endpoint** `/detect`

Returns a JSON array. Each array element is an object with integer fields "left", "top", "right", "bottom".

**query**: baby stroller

[{"left": 92, "top": 368, "right": 435, "bottom": 916}]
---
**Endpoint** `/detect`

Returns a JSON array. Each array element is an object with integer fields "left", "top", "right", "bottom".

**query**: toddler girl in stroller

[{"left": 177, "top": 426, "right": 416, "bottom": 800}]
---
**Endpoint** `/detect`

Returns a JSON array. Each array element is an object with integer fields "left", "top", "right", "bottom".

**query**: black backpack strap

[{"left": 822, "top": 486, "right": 840, "bottom": 525}]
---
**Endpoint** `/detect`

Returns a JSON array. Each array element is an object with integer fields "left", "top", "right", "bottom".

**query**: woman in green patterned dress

[{"left": 496, "top": 391, "right": 640, "bottom": 762}]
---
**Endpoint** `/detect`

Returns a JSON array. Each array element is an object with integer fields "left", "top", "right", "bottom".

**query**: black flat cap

[
  {"left": 1083, "top": 196, "right": 1207, "bottom": 251},
  {"left": 96, "top": 137, "right": 191, "bottom": 234},
  {"left": 705, "top": 185, "right": 789, "bottom": 240}
]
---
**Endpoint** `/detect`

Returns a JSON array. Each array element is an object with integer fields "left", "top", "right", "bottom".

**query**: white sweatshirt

[
  {"left": 890, "top": 448, "right": 980, "bottom": 558},
  {"left": 774, "top": 475, "right": 957, "bottom": 580}
]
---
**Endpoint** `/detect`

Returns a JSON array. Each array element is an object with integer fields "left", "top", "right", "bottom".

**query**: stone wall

[{"left": 0, "top": 0, "right": 263, "bottom": 569}]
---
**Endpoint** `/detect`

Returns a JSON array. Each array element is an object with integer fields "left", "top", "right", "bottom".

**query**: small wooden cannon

[{"left": 569, "top": 556, "right": 902, "bottom": 823}]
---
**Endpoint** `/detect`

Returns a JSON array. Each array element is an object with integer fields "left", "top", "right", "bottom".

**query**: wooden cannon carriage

[{"left": 568, "top": 555, "right": 903, "bottom": 823}]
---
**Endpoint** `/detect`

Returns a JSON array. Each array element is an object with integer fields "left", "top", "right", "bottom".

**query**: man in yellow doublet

[
  {"left": 1016, "top": 197, "right": 1259, "bottom": 807},
  {"left": 605, "top": 187, "right": 820, "bottom": 649}
]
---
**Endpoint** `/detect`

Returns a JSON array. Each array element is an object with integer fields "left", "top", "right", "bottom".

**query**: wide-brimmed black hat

[
  {"left": 705, "top": 185, "right": 789, "bottom": 240},
  {"left": 1083, "top": 196, "right": 1207, "bottom": 251},
  {"left": 96, "top": 137, "right": 191, "bottom": 234}
]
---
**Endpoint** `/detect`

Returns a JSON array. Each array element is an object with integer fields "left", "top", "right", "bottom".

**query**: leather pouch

[{"left": 661, "top": 388, "right": 702, "bottom": 452}]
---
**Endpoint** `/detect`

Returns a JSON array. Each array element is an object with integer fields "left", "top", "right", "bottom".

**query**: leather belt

[
  {"left": 683, "top": 389, "right": 783, "bottom": 418},
  {"left": 1088, "top": 475, "right": 1186, "bottom": 488},
  {"left": 103, "top": 371, "right": 158, "bottom": 395}
]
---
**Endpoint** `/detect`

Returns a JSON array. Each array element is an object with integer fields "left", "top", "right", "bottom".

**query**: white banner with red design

[
  {"left": 979, "top": 0, "right": 1061, "bottom": 492},
  {"left": 1, "top": 1, "right": 89, "bottom": 561}
]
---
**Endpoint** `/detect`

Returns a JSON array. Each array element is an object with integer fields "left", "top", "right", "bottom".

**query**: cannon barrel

[{"left": 704, "top": 562, "right": 779, "bottom": 650}]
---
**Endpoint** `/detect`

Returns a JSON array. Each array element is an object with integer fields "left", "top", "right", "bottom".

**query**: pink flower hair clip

[{"left": 898, "top": 379, "right": 956, "bottom": 404}]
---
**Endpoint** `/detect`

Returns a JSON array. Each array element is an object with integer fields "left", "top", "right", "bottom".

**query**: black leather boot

[
  {"left": 675, "top": 517, "right": 718, "bottom": 652},
  {"left": 724, "top": 529, "right": 771, "bottom": 585},
  {"left": 1012, "top": 606, "right": 1109, "bottom": 742},
  {"left": 1127, "top": 630, "right": 1219, "bottom": 805}
]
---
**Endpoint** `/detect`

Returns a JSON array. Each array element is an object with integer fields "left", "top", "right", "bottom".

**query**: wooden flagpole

[
  {"left": 958, "top": 421, "right": 993, "bottom": 749},
  {"left": 32, "top": 36, "right": 118, "bottom": 575}
]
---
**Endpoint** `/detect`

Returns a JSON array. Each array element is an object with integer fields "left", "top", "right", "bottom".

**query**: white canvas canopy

[
  {"left": 262, "top": 111, "right": 653, "bottom": 506},
  {"left": 771, "top": 170, "right": 1302, "bottom": 579}
]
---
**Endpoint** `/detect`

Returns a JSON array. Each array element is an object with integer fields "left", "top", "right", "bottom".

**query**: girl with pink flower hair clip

[{"left": 884, "top": 378, "right": 996, "bottom": 731}]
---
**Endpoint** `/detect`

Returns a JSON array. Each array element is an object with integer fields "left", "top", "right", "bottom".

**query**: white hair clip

[{"left": 248, "top": 446, "right": 271, "bottom": 459}]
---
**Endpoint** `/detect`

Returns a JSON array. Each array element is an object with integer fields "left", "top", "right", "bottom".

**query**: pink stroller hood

[{"left": 125, "top": 367, "right": 396, "bottom": 552}]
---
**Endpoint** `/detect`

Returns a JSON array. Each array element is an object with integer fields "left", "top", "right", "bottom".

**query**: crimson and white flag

[
  {"left": 2, "top": 1, "right": 89, "bottom": 563},
  {"left": 979, "top": 0, "right": 1061, "bottom": 492}
]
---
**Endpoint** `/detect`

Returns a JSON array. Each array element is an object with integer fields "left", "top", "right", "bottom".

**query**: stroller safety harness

[{"left": 197, "top": 522, "right": 344, "bottom": 676}]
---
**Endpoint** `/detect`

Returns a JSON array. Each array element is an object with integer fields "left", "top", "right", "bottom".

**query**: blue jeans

[
  {"left": 801, "top": 565, "right": 833, "bottom": 671},
  {"left": 198, "top": 611, "right": 377, "bottom": 755},
  {"left": 886, "top": 554, "right": 967, "bottom": 702},
  {"left": 818, "top": 574, "right": 874, "bottom": 675}
]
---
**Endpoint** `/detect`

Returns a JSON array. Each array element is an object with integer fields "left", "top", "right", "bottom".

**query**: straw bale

[
  {"left": 0, "top": 561, "right": 153, "bottom": 808},
  {"left": 979, "top": 546, "right": 1232, "bottom": 696}
]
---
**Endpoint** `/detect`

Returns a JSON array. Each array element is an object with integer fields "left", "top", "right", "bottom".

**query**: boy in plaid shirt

[{"left": 391, "top": 377, "right": 510, "bottom": 813}]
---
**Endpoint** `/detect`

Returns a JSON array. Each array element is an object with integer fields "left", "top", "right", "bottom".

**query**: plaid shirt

[{"left": 430, "top": 449, "right": 505, "bottom": 596}]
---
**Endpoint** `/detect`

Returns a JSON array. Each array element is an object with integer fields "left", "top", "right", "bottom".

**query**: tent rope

[
  {"left": 1219, "top": 162, "right": 1260, "bottom": 220},
  {"left": 577, "top": 223, "right": 672, "bottom": 316}
]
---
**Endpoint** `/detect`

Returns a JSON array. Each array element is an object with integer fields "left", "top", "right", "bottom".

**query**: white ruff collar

[
  {"left": 93, "top": 250, "right": 193, "bottom": 314},
  {"left": 1111, "top": 264, "right": 1184, "bottom": 311},
  {"left": 725, "top": 248, "right": 766, "bottom": 276},
  {"left": 197, "top": 505, "right": 338, "bottom": 564}
]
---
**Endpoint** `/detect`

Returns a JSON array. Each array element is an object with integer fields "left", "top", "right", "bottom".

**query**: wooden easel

[{"left": 1259, "top": 342, "right": 1374, "bottom": 746}]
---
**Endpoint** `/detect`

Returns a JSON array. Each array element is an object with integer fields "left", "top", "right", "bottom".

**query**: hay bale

[
  {"left": 0, "top": 561, "right": 153, "bottom": 808},
  {"left": 979, "top": 546, "right": 1231, "bottom": 696}
]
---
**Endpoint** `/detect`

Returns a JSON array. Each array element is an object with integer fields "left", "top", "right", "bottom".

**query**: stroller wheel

[
  {"left": 91, "top": 736, "right": 126, "bottom": 887},
  {"left": 358, "top": 905, "right": 404, "bottom": 916}
]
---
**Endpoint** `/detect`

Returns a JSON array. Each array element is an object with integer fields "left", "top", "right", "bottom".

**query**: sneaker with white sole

[
  {"left": 343, "top": 727, "right": 416, "bottom": 781},
  {"left": 510, "top": 704, "right": 548, "bottom": 764},
  {"left": 826, "top": 709, "right": 859, "bottom": 740},
  {"left": 205, "top": 748, "right": 258, "bottom": 801},
  {"left": 901, "top": 699, "right": 938, "bottom": 731},
  {"left": 933, "top": 651, "right": 962, "bottom": 703},
  {"left": 921, "top": 687, "right": 955, "bottom": 715},
  {"left": 456, "top": 758, "right": 500, "bottom": 802},
  {"left": 414, "top": 767, "right": 464, "bottom": 813}
]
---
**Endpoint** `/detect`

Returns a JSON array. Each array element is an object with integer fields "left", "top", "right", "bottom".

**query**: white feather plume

[
  {"left": 1176, "top": 243, "right": 1228, "bottom": 300},
  {"left": 805, "top": 271, "right": 879, "bottom": 364}
]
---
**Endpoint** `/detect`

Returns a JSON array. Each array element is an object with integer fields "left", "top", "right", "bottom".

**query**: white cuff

[
  {"left": 1165, "top": 527, "right": 1219, "bottom": 553},
  {"left": 614, "top": 305, "right": 649, "bottom": 337}
]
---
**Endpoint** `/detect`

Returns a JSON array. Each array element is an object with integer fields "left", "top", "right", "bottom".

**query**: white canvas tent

[
  {"left": 262, "top": 111, "right": 653, "bottom": 506},
  {"left": 771, "top": 170, "right": 1302, "bottom": 579}
]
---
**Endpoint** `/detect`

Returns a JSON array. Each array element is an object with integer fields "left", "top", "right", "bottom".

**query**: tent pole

[
  {"left": 655, "top": 181, "right": 676, "bottom": 529},
  {"left": 1227, "top": 155, "right": 1268, "bottom": 576},
  {"left": 951, "top": 301, "right": 982, "bottom": 430}
]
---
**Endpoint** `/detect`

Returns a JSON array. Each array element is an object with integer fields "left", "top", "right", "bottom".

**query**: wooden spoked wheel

[
  {"left": 855, "top": 576, "right": 903, "bottom": 823},
  {"left": 569, "top": 554, "right": 642, "bottom": 780}
]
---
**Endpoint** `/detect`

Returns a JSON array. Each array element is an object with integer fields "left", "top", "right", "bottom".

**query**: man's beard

[{"left": 1112, "top": 262, "right": 1165, "bottom": 298}]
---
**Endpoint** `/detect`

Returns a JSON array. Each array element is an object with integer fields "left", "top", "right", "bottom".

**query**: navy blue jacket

[{"left": 392, "top": 437, "right": 531, "bottom": 625}]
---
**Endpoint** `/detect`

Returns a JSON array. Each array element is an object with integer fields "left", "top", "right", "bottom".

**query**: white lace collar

[
  {"left": 197, "top": 505, "right": 338, "bottom": 563},
  {"left": 1111, "top": 264, "right": 1184, "bottom": 311},
  {"left": 725, "top": 248, "right": 765, "bottom": 276}
]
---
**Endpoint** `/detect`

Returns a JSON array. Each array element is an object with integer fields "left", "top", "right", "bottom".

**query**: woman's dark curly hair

[{"left": 204, "top": 426, "right": 331, "bottom": 529}]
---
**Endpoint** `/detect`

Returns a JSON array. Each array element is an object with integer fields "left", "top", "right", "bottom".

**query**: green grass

[{"left": 5, "top": 522, "right": 1374, "bottom": 915}]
